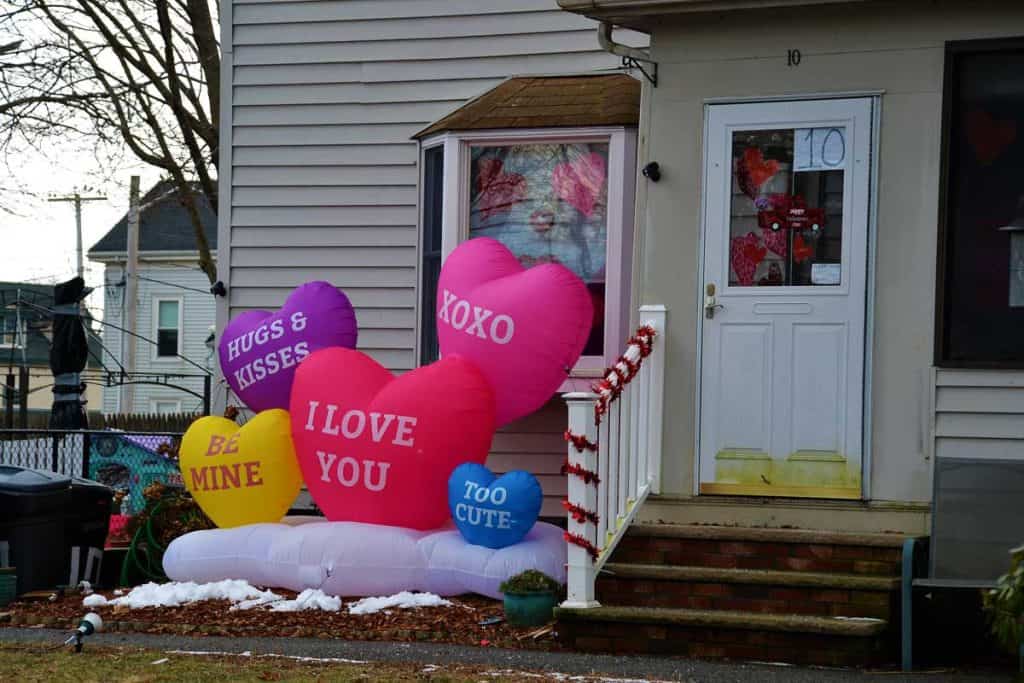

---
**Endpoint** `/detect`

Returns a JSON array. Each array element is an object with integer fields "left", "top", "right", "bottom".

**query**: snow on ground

[
  {"left": 82, "top": 580, "right": 281, "bottom": 610},
  {"left": 268, "top": 589, "right": 342, "bottom": 612},
  {"left": 82, "top": 582, "right": 454, "bottom": 616},
  {"left": 347, "top": 591, "right": 452, "bottom": 615}
]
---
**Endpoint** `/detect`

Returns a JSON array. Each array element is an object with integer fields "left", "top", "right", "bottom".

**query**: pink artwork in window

[
  {"left": 730, "top": 232, "right": 767, "bottom": 286},
  {"left": 474, "top": 158, "right": 527, "bottom": 221},
  {"left": 551, "top": 152, "right": 607, "bottom": 218}
]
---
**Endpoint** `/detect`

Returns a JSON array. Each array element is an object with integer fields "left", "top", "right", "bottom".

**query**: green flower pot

[{"left": 503, "top": 590, "right": 558, "bottom": 627}]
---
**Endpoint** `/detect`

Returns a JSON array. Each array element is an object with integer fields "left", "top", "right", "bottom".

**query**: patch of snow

[
  {"left": 165, "top": 650, "right": 367, "bottom": 665},
  {"left": 113, "top": 589, "right": 124, "bottom": 596},
  {"left": 82, "top": 594, "right": 108, "bottom": 607},
  {"left": 150, "top": 658, "right": 169, "bottom": 665},
  {"left": 832, "top": 616, "right": 884, "bottom": 622},
  {"left": 83, "top": 580, "right": 281, "bottom": 610},
  {"left": 347, "top": 591, "right": 451, "bottom": 615},
  {"left": 268, "top": 588, "right": 341, "bottom": 613},
  {"left": 421, "top": 664, "right": 441, "bottom": 674}
]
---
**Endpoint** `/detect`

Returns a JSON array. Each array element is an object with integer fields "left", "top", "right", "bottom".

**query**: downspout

[{"left": 598, "top": 21, "right": 657, "bottom": 86}]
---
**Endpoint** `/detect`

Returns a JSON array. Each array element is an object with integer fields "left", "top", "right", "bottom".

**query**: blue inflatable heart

[{"left": 448, "top": 463, "right": 543, "bottom": 549}]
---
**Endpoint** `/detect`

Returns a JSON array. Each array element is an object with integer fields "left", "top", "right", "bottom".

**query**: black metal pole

[
  {"left": 52, "top": 434, "right": 60, "bottom": 472},
  {"left": 81, "top": 432, "right": 91, "bottom": 479},
  {"left": 17, "top": 367, "right": 28, "bottom": 428},
  {"left": 4, "top": 374, "right": 13, "bottom": 429},
  {"left": 202, "top": 375, "right": 211, "bottom": 416}
]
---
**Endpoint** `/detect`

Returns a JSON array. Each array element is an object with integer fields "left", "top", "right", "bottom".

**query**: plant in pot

[
  {"left": 982, "top": 543, "right": 1024, "bottom": 669},
  {"left": 499, "top": 570, "right": 563, "bottom": 627}
]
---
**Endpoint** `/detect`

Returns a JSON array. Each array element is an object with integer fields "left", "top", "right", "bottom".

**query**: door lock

[{"left": 704, "top": 283, "right": 724, "bottom": 319}]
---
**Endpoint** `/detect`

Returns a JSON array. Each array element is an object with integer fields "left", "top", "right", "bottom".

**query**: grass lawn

[{"left": 0, "top": 643, "right": 536, "bottom": 682}]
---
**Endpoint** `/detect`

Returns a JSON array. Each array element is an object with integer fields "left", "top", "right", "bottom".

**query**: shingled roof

[
  {"left": 414, "top": 73, "right": 640, "bottom": 139},
  {"left": 88, "top": 180, "right": 217, "bottom": 256}
]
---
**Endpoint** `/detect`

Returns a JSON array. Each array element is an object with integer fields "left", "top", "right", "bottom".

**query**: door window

[{"left": 728, "top": 128, "right": 846, "bottom": 287}]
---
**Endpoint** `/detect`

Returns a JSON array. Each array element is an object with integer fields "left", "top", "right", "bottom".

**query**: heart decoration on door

[
  {"left": 735, "top": 147, "right": 780, "bottom": 200},
  {"left": 730, "top": 232, "right": 767, "bottom": 286}
]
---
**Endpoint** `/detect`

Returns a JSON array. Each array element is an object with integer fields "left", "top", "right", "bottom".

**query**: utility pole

[
  {"left": 121, "top": 177, "right": 141, "bottom": 413},
  {"left": 49, "top": 190, "right": 107, "bottom": 278}
]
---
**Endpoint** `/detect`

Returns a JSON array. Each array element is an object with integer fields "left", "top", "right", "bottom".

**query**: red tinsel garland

[
  {"left": 563, "top": 429, "right": 597, "bottom": 453},
  {"left": 564, "top": 531, "right": 600, "bottom": 560},
  {"left": 594, "top": 324, "right": 657, "bottom": 421},
  {"left": 562, "top": 499, "right": 600, "bottom": 525},
  {"left": 562, "top": 460, "right": 600, "bottom": 485}
]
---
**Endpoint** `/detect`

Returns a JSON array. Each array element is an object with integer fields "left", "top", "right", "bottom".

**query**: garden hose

[{"left": 119, "top": 500, "right": 168, "bottom": 585}]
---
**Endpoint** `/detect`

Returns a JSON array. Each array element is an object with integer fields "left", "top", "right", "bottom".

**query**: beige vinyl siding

[
  {"left": 225, "top": 0, "right": 644, "bottom": 375},
  {"left": 934, "top": 369, "right": 1024, "bottom": 462}
]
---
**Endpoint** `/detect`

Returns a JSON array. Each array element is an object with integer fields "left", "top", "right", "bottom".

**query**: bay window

[{"left": 419, "top": 127, "right": 637, "bottom": 380}]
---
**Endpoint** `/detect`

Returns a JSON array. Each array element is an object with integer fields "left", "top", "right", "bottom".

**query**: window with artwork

[
  {"left": 155, "top": 298, "right": 181, "bottom": 358},
  {"left": 418, "top": 128, "right": 636, "bottom": 375},
  {"left": 937, "top": 38, "right": 1024, "bottom": 366},
  {"left": 469, "top": 142, "right": 609, "bottom": 355}
]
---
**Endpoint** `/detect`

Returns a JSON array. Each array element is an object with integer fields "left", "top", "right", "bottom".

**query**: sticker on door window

[{"left": 729, "top": 129, "right": 844, "bottom": 287}]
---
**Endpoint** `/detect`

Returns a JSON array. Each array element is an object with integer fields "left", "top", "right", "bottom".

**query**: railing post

[
  {"left": 639, "top": 305, "right": 667, "bottom": 494},
  {"left": 562, "top": 391, "right": 600, "bottom": 609}
]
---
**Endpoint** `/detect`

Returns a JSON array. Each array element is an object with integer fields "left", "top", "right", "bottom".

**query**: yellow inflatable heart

[{"left": 180, "top": 409, "right": 301, "bottom": 528}]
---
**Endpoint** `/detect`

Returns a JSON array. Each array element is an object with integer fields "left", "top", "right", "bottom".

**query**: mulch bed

[{"left": 0, "top": 590, "right": 562, "bottom": 651}]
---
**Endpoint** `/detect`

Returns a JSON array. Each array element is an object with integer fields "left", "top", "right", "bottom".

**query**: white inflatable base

[{"left": 163, "top": 519, "right": 566, "bottom": 600}]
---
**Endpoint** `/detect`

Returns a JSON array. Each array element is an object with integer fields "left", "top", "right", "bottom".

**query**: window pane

[
  {"left": 420, "top": 145, "right": 444, "bottom": 365},
  {"left": 157, "top": 329, "right": 178, "bottom": 357},
  {"left": 158, "top": 300, "right": 179, "bottom": 329},
  {"left": 728, "top": 129, "right": 845, "bottom": 287},
  {"left": 940, "top": 47, "right": 1024, "bottom": 364},
  {"left": 469, "top": 143, "right": 608, "bottom": 355}
]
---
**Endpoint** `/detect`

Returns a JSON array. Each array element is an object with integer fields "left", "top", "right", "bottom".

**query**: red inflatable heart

[{"left": 289, "top": 348, "right": 496, "bottom": 530}]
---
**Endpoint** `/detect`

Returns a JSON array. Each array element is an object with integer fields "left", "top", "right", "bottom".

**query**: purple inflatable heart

[{"left": 219, "top": 281, "right": 357, "bottom": 412}]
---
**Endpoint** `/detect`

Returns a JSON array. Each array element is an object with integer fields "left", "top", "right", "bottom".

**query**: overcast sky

[{"left": 2, "top": 142, "right": 160, "bottom": 318}]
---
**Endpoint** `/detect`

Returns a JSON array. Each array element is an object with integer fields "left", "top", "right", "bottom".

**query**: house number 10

[{"left": 787, "top": 49, "right": 801, "bottom": 66}]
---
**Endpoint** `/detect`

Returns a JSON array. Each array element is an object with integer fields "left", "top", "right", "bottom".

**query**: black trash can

[
  {"left": 66, "top": 477, "right": 113, "bottom": 587},
  {"left": 0, "top": 465, "right": 71, "bottom": 595}
]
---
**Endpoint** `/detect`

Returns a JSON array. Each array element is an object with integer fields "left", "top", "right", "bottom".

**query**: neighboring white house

[{"left": 89, "top": 181, "right": 217, "bottom": 415}]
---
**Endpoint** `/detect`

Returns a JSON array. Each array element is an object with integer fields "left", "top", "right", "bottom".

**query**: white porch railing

[{"left": 562, "top": 304, "right": 666, "bottom": 608}]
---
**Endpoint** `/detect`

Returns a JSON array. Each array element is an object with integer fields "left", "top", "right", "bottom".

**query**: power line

[
  {"left": 15, "top": 298, "right": 211, "bottom": 376},
  {"left": 134, "top": 274, "right": 213, "bottom": 296}
]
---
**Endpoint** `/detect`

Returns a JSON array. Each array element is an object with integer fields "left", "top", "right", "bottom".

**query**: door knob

[{"left": 705, "top": 283, "right": 723, "bottom": 319}]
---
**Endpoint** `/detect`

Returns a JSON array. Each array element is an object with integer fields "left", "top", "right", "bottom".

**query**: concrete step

[
  {"left": 614, "top": 523, "right": 917, "bottom": 576},
  {"left": 597, "top": 563, "right": 898, "bottom": 618},
  {"left": 555, "top": 605, "right": 892, "bottom": 666}
]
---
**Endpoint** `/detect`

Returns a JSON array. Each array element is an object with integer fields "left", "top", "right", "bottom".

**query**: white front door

[{"left": 698, "top": 98, "right": 873, "bottom": 499}]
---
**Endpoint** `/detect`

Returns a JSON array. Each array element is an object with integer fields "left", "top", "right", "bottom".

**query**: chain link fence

[{"left": 0, "top": 429, "right": 183, "bottom": 514}]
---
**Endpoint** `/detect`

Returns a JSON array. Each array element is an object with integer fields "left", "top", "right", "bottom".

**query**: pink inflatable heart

[
  {"left": 437, "top": 238, "right": 593, "bottom": 426},
  {"left": 290, "top": 347, "right": 496, "bottom": 530}
]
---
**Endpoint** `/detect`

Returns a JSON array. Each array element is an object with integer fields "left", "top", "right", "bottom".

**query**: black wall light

[{"left": 642, "top": 162, "right": 661, "bottom": 182}]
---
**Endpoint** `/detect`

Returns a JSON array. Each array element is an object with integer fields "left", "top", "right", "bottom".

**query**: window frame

[
  {"left": 935, "top": 36, "right": 1024, "bottom": 368},
  {"left": 418, "top": 126, "right": 637, "bottom": 381},
  {"left": 152, "top": 295, "right": 184, "bottom": 361},
  {"left": 151, "top": 399, "right": 182, "bottom": 415}
]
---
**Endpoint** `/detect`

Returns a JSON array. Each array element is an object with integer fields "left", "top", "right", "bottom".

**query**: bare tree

[{"left": 0, "top": 1, "right": 220, "bottom": 283}]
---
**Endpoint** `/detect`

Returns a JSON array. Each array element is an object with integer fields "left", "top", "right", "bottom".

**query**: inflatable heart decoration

[
  {"left": 180, "top": 410, "right": 302, "bottom": 528},
  {"left": 448, "top": 463, "right": 542, "bottom": 549},
  {"left": 219, "top": 281, "right": 357, "bottom": 413},
  {"left": 437, "top": 237, "right": 593, "bottom": 426},
  {"left": 289, "top": 347, "right": 496, "bottom": 530}
]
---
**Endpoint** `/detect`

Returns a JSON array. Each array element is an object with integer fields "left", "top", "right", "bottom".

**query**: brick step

[
  {"left": 615, "top": 523, "right": 916, "bottom": 576},
  {"left": 597, "top": 563, "right": 899, "bottom": 618},
  {"left": 555, "top": 605, "right": 892, "bottom": 666}
]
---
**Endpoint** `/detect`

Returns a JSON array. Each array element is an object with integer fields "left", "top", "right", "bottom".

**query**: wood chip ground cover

[{"left": 0, "top": 590, "right": 560, "bottom": 651}]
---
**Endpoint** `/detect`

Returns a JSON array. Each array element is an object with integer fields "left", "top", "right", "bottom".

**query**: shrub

[
  {"left": 499, "top": 570, "right": 562, "bottom": 594},
  {"left": 982, "top": 544, "right": 1024, "bottom": 655}
]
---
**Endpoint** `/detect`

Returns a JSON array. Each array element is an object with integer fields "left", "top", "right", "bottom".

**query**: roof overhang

[{"left": 557, "top": 0, "right": 873, "bottom": 31}]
